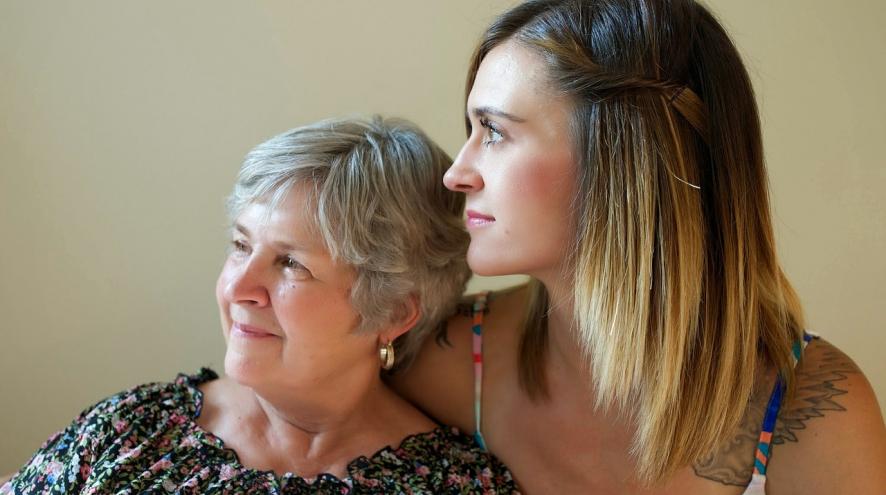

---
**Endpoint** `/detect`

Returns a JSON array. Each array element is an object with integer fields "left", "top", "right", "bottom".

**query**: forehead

[
  {"left": 469, "top": 41, "right": 553, "bottom": 109},
  {"left": 236, "top": 184, "right": 323, "bottom": 248},
  {"left": 469, "top": 40, "right": 575, "bottom": 156}
]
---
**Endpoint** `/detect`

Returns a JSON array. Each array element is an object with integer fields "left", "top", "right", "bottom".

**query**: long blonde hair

[{"left": 467, "top": 0, "right": 804, "bottom": 484}]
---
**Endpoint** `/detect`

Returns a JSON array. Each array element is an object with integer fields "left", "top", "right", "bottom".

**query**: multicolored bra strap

[
  {"left": 753, "top": 330, "right": 816, "bottom": 477},
  {"left": 472, "top": 292, "right": 489, "bottom": 450}
]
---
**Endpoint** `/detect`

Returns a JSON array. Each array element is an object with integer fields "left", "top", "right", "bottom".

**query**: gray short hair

[{"left": 227, "top": 116, "right": 471, "bottom": 370}]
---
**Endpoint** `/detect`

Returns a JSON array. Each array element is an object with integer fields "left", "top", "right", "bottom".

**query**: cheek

[
  {"left": 505, "top": 152, "right": 576, "bottom": 220},
  {"left": 273, "top": 283, "right": 360, "bottom": 340}
]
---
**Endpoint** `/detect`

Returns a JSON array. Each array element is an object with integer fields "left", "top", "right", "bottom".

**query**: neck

[
  {"left": 533, "top": 270, "right": 596, "bottom": 397},
  {"left": 232, "top": 373, "right": 420, "bottom": 478},
  {"left": 256, "top": 376, "right": 379, "bottom": 433}
]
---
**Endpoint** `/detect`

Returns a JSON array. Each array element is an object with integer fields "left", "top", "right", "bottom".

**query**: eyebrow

[
  {"left": 469, "top": 106, "right": 527, "bottom": 123},
  {"left": 233, "top": 223, "right": 312, "bottom": 252}
]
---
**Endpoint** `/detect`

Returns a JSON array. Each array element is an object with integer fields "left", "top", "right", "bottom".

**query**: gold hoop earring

[{"left": 379, "top": 341, "right": 395, "bottom": 370}]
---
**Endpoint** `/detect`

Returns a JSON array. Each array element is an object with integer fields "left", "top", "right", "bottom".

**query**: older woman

[
  {"left": 393, "top": 1, "right": 886, "bottom": 494},
  {"left": 1, "top": 117, "right": 517, "bottom": 494}
]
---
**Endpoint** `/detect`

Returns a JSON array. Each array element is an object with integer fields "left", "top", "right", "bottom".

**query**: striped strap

[
  {"left": 752, "top": 331, "right": 815, "bottom": 476},
  {"left": 472, "top": 292, "right": 489, "bottom": 450}
]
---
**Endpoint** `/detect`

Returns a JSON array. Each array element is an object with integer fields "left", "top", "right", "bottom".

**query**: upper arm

[
  {"left": 389, "top": 285, "right": 531, "bottom": 435},
  {"left": 766, "top": 338, "right": 886, "bottom": 494},
  {"left": 5, "top": 385, "right": 157, "bottom": 492},
  {"left": 4, "top": 411, "right": 99, "bottom": 492}
]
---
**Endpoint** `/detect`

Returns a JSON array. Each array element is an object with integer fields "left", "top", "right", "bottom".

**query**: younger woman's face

[{"left": 444, "top": 40, "right": 577, "bottom": 280}]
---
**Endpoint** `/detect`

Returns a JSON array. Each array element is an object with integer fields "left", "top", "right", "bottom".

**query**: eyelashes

[
  {"left": 280, "top": 255, "right": 306, "bottom": 272},
  {"left": 230, "top": 239, "right": 248, "bottom": 255},
  {"left": 479, "top": 117, "right": 504, "bottom": 146}
]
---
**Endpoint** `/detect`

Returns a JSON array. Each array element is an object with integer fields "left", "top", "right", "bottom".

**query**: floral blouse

[{"left": 2, "top": 369, "right": 518, "bottom": 494}]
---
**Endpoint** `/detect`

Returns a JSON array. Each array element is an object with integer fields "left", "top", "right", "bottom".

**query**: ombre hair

[
  {"left": 227, "top": 116, "right": 471, "bottom": 370},
  {"left": 467, "top": 0, "right": 804, "bottom": 484}
]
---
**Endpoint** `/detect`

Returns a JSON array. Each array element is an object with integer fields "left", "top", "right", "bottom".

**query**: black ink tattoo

[
  {"left": 692, "top": 339, "right": 859, "bottom": 486},
  {"left": 771, "top": 341, "right": 858, "bottom": 444},
  {"left": 692, "top": 391, "right": 766, "bottom": 486}
]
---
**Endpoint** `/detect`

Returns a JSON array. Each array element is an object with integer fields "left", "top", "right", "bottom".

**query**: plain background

[{"left": 1, "top": 0, "right": 884, "bottom": 474}]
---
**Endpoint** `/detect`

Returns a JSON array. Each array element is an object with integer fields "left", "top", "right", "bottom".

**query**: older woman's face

[
  {"left": 444, "top": 41, "right": 577, "bottom": 280},
  {"left": 216, "top": 184, "right": 377, "bottom": 395}
]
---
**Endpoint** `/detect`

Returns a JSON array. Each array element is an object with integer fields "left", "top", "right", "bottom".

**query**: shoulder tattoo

[
  {"left": 692, "top": 339, "right": 860, "bottom": 486},
  {"left": 772, "top": 339, "right": 860, "bottom": 443}
]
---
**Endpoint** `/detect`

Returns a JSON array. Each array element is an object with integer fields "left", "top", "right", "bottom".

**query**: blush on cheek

[
  {"left": 514, "top": 159, "right": 577, "bottom": 232},
  {"left": 519, "top": 155, "right": 576, "bottom": 198}
]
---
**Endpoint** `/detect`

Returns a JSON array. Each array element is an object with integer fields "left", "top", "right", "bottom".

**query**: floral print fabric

[{"left": 2, "top": 369, "right": 517, "bottom": 494}]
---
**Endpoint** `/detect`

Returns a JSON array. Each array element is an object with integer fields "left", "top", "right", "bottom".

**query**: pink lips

[
  {"left": 231, "top": 322, "right": 277, "bottom": 339},
  {"left": 466, "top": 209, "right": 495, "bottom": 228}
]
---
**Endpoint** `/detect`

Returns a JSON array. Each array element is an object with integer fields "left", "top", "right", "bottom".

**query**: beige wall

[{"left": 1, "top": 0, "right": 883, "bottom": 474}]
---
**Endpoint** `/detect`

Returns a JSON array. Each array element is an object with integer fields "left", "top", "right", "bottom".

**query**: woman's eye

[
  {"left": 230, "top": 239, "right": 249, "bottom": 253},
  {"left": 479, "top": 117, "right": 503, "bottom": 146},
  {"left": 281, "top": 256, "right": 312, "bottom": 278}
]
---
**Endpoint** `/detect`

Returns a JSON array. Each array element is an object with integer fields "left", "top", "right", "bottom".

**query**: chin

[
  {"left": 467, "top": 247, "right": 522, "bottom": 277},
  {"left": 223, "top": 350, "right": 266, "bottom": 388}
]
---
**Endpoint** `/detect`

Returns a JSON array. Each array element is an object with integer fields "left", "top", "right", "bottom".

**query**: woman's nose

[
  {"left": 223, "top": 259, "right": 270, "bottom": 307},
  {"left": 444, "top": 145, "right": 484, "bottom": 193}
]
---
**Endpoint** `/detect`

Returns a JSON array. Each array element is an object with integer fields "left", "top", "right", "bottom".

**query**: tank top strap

[
  {"left": 744, "top": 331, "right": 817, "bottom": 493},
  {"left": 471, "top": 291, "right": 490, "bottom": 450}
]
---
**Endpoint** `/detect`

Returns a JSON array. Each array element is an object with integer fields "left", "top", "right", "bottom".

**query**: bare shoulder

[
  {"left": 388, "top": 284, "right": 530, "bottom": 432},
  {"left": 692, "top": 337, "right": 886, "bottom": 492},
  {"left": 766, "top": 337, "right": 886, "bottom": 494},
  {"left": 387, "top": 293, "right": 481, "bottom": 430}
]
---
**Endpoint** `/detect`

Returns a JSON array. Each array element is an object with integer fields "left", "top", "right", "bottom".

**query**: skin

[
  {"left": 199, "top": 183, "right": 434, "bottom": 479},
  {"left": 443, "top": 39, "right": 577, "bottom": 282},
  {"left": 391, "top": 41, "right": 886, "bottom": 494}
]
